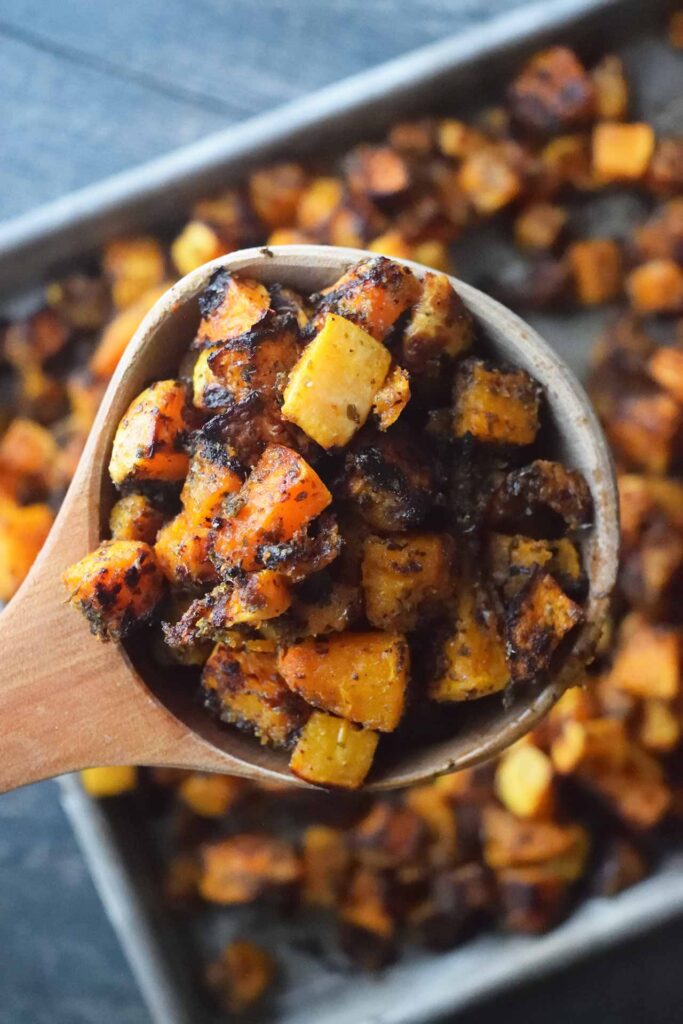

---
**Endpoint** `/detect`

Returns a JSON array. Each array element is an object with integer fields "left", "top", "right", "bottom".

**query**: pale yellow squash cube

[
  {"left": 289, "top": 712, "right": 379, "bottom": 789},
  {"left": 430, "top": 581, "right": 510, "bottom": 701},
  {"left": 282, "top": 313, "right": 392, "bottom": 448}
]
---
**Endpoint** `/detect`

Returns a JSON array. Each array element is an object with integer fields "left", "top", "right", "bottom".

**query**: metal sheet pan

[{"left": 1, "top": 0, "right": 677, "bottom": 1019}]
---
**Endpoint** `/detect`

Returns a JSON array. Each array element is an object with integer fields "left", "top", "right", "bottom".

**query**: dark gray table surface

[{"left": 1, "top": 2, "right": 682, "bottom": 1022}]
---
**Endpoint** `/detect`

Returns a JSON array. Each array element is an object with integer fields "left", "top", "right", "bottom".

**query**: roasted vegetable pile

[
  {"left": 2, "top": 16, "right": 683, "bottom": 1014},
  {"left": 63, "top": 256, "right": 591, "bottom": 789}
]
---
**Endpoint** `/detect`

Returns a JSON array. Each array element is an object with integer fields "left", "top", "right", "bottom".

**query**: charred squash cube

[
  {"left": 345, "top": 427, "right": 434, "bottom": 534},
  {"left": 339, "top": 867, "right": 396, "bottom": 968},
  {"left": 488, "top": 533, "right": 583, "bottom": 601},
  {"left": 362, "top": 532, "right": 454, "bottom": 631},
  {"left": 497, "top": 867, "right": 570, "bottom": 933},
  {"left": 62, "top": 539, "right": 165, "bottom": 640},
  {"left": 301, "top": 825, "right": 351, "bottom": 908},
  {"left": 278, "top": 631, "right": 409, "bottom": 732},
  {"left": 289, "top": 712, "right": 379, "bottom": 789},
  {"left": 199, "top": 834, "right": 301, "bottom": 904},
  {"left": 180, "top": 440, "right": 243, "bottom": 527},
  {"left": 312, "top": 256, "right": 420, "bottom": 341},
  {"left": 248, "top": 162, "right": 307, "bottom": 230},
  {"left": 402, "top": 272, "right": 473, "bottom": 372},
  {"left": 489, "top": 459, "right": 593, "bottom": 533},
  {"left": 109, "top": 380, "right": 192, "bottom": 487},
  {"left": 605, "top": 390, "right": 682, "bottom": 475},
  {"left": 345, "top": 144, "right": 411, "bottom": 202},
  {"left": 211, "top": 444, "right": 332, "bottom": 574},
  {"left": 457, "top": 144, "right": 522, "bottom": 215},
  {"left": 202, "top": 644, "right": 309, "bottom": 747},
  {"left": 505, "top": 569, "right": 583, "bottom": 682},
  {"left": 196, "top": 269, "right": 271, "bottom": 348},
  {"left": 109, "top": 493, "right": 164, "bottom": 544},
  {"left": 507, "top": 47, "right": 595, "bottom": 135},
  {"left": 453, "top": 359, "right": 541, "bottom": 446},
  {"left": 483, "top": 805, "right": 589, "bottom": 881},
  {"left": 206, "top": 940, "right": 276, "bottom": 1015},
  {"left": 193, "top": 318, "right": 299, "bottom": 412},
  {"left": 372, "top": 364, "right": 411, "bottom": 431},
  {"left": 608, "top": 613, "right": 681, "bottom": 700},
  {"left": 430, "top": 577, "right": 510, "bottom": 702},
  {"left": 155, "top": 513, "right": 218, "bottom": 587},
  {"left": 281, "top": 313, "right": 391, "bottom": 449},
  {"left": 352, "top": 802, "right": 427, "bottom": 871}
]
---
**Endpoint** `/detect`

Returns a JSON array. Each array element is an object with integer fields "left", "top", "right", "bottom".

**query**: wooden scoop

[{"left": 0, "top": 246, "right": 618, "bottom": 793}]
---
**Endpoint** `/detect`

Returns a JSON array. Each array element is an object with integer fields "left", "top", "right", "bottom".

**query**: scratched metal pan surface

[{"left": 0, "top": 0, "right": 676, "bottom": 1021}]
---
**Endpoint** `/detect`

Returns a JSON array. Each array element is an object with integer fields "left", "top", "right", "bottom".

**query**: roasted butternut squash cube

[
  {"left": 194, "top": 319, "right": 299, "bottom": 411},
  {"left": 89, "top": 284, "right": 168, "bottom": 379},
  {"left": 196, "top": 269, "right": 271, "bottom": 348},
  {"left": 457, "top": 145, "right": 521, "bottom": 214},
  {"left": 249, "top": 162, "right": 307, "bottom": 229},
  {"left": 411, "top": 240, "right": 452, "bottom": 273},
  {"left": 279, "top": 632, "right": 408, "bottom": 732},
  {"left": 345, "top": 429, "right": 433, "bottom": 532},
  {"left": 339, "top": 867, "right": 396, "bottom": 968},
  {"left": 0, "top": 418, "right": 57, "bottom": 498},
  {"left": 606, "top": 391, "right": 682, "bottom": 475},
  {"left": 514, "top": 203, "right": 567, "bottom": 251},
  {"left": 109, "top": 380, "right": 191, "bottom": 486},
  {"left": 490, "top": 460, "right": 593, "bottom": 532},
  {"left": 80, "top": 766, "right": 138, "bottom": 797},
  {"left": 483, "top": 806, "right": 589, "bottom": 881},
  {"left": 346, "top": 144, "right": 411, "bottom": 200},
  {"left": 648, "top": 347, "right": 683, "bottom": 403},
  {"left": 171, "top": 220, "right": 225, "bottom": 276},
  {"left": 199, "top": 834, "right": 301, "bottom": 904},
  {"left": 488, "top": 533, "right": 582, "bottom": 600},
  {"left": 508, "top": 47, "right": 594, "bottom": 135},
  {"left": 430, "top": 579, "right": 510, "bottom": 702},
  {"left": 313, "top": 257, "right": 420, "bottom": 341},
  {"left": 453, "top": 359, "right": 540, "bottom": 445},
  {"left": 180, "top": 441, "right": 242, "bottom": 526},
  {"left": 62, "top": 540, "right": 165, "bottom": 640},
  {"left": 178, "top": 773, "right": 244, "bottom": 817},
  {"left": 0, "top": 498, "right": 53, "bottom": 602},
  {"left": 155, "top": 513, "right": 217, "bottom": 587},
  {"left": 206, "top": 940, "right": 275, "bottom": 1015},
  {"left": 569, "top": 239, "right": 622, "bottom": 305},
  {"left": 301, "top": 825, "right": 351, "bottom": 908},
  {"left": 592, "top": 122, "right": 655, "bottom": 181},
  {"left": 632, "top": 199, "right": 683, "bottom": 263},
  {"left": 402, "top": 272, "right": 473, "bottom": 372},
  {"left": 591, "top": 55, "right": 629, "bottom": 121},
  {"left": 505, "top": 570, "right": 582, "bottom": 682},
  {"left": 437, "top": 118, "right": 486, "bottom": 158},
  {"left": 288, "top": 581, "right": 362, "bottom": 639},
  {"left": 362, "top": 533, "right": 454, "bottom": 631},
  {"left": 372, "top": 365, "right": 410, "bottom": 431},
  {"left": 588, "top": 746, "right": 671, "bottom": 831},
  {"left": 539, "top": 133, "right": 593, "bottom": 191},
  {"left": 639, "top": 699, "right": 680, "bottom": 753},
  {"left": 497, "top": 866, "right": 570, "bottom": 934},
  {"left": 353, "top": 802, "right": 426, "bottom": 873},
  {"left": 289, "top": 712, "right": 379, "bottom": 789},
  {"left": 221, "top": 570, "right": 291, "bottom": 626},
  {"left": 403, "top": 785, "right": 458, "bottom": 867},
  {"left": 609, "top": 613, "right": 681, "bottom": 699},
  {"left": 202, "top": 644, "right": 309, "bottom": 747},
  {"left": 109, "top": 493, "right": 164, "bottom": 544},
  {"left": 211, "top": 444, "right": 331, "bottom": 573},
  {"left": 627, "top": 259, "right": 683, "bottom": 315},
  {"left": 495, "top": 743, "right": 554, "bottom": 820},
  {"left": 282, "top": 313, "right": 391, "bottom": 449},
  {"left": 296, "top": 176, "right": 344, "bottom": 232},
  {"left": 103, "top": 236, "right": 166, "bottom": 310},
  {"left": 551, "top": 717, "right": 628, "bottom": 775},
  {"left": 367, "top": 230, "right": 413, "bottom": 261}
]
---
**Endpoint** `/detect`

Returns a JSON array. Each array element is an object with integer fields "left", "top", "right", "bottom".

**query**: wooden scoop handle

[{"left": 0, "top": 469, "right": 249, "bottom": 792}]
